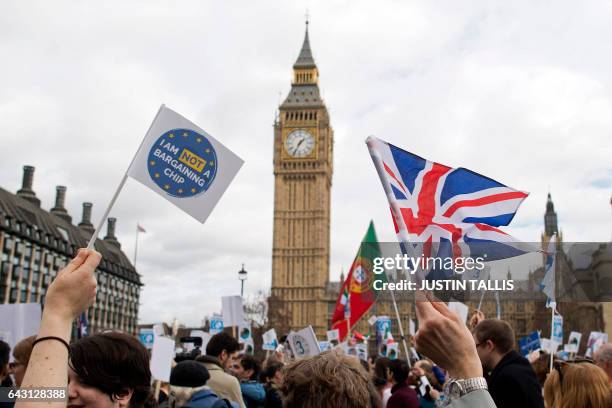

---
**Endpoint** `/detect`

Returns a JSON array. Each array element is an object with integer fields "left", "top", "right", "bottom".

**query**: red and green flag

[{"left": 332, "top": 221, "right": 385, "bottom": 341}]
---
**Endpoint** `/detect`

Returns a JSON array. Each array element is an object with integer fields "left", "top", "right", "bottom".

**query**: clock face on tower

[{"left": 285, "top": 129, "right": 315, "bottom": 158}]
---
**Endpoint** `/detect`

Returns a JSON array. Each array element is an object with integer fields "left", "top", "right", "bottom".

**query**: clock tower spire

[{"left": 270, "top": 23, "right": 333, "bottom": 336}]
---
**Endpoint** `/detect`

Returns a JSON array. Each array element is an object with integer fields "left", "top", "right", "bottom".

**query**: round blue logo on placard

[{"left": 147, "top": 129, "right": 217, "bottom": 197}]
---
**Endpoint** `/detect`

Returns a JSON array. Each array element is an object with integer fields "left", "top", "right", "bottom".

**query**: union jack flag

[{"left": 367, "top": 136, "right": 534, "bottom": 279}]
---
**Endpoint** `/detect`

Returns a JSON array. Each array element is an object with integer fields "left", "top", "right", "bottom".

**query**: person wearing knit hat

[{"left": 166, "top": 361, "right": 238, "bottom": 408}]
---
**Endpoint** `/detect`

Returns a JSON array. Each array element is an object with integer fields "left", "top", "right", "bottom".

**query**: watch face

[{"left": 285, "top": 129, "right": 315, "bottom": 158}]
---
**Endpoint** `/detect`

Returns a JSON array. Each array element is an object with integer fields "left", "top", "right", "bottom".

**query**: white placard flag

[
  {"left": 326, "top": 329, "right": 340, "bottom": 345},
  {"left": 221, "top": 295, "right": 244, "bottom": 327},
  {"left": 150, "top": 336, "right": 175, "bottom": 382},
  {"left": 127, "top": 105, "right": 243, "bottom": 223},
  {"left": 288, "top": 326, "right": 320, "bottom": 358},
  {"left": 262, "top": 329, "right": 278, "bottom": 351},
  {"left": 0, "top": 303, "right": 41, "bottom": 349},
  {"left": 566, "top": 331, "right": 582, "bottom": 353}
]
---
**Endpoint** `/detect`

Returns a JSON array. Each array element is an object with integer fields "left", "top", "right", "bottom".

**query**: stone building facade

[
  {"left": 0, "top": 166, "right": 141, "bottom": 335},
  {"left": 270, "top": 23, "right": 333, "bottom": 337}
]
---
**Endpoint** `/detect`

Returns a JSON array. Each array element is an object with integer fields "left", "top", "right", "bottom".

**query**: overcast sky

[{"left": 1, "top": 1, "right": 610, "bottom": 326}]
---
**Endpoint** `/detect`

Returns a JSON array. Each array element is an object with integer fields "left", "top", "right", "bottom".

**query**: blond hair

[{"left": 543, "top": 362, "right": 612, "bottom": 408}]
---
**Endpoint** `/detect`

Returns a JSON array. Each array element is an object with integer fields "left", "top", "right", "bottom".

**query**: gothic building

[
  {"left": 0, "top": 166, "right": 141, "bottom": 335},
  {"left": 269, "top": 23, "right": 334, "bottom": 337}
]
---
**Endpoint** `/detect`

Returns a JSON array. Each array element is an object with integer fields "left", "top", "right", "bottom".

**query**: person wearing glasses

[
  {"left": 544, "top": 359, "right": 612, "bottom": 407},
  {"left": 472, "top": 319, "right": 543, "bottom": 408}
]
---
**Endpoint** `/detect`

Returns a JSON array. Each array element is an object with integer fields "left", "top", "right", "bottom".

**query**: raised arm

[{"left": 16, "top": 249, "right": 100, "bottom": 408}]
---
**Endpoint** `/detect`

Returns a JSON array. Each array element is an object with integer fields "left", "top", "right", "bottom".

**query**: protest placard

[
  {"left": 127, "top": 105, "right": 244, "bottom": 223},
  {"left": 387, "top": 343, "right": 399, "bottom": 360},
  {"left": 566, "top": 331, "right": 581, "bottom": 353},
  {"left": 150, "top": 336, "right": 175, "bottom": 382},
  {"left": 585, "top": 332, "right": 608, "bottom": 357},
  {"left": 326, "top": 329, "right": 340, "bottom": 346},
  {"left": 262, "top": 329, "right": 278, "bottom": 351},
  {"left": 0, "top": 303, "right": 41, "bottom": 349},
  {"left": 551, "top": 314, "right": 563, "bottom": 344},
  {"left": 519, "top": 331, "right": 541, "bottom": 356},
  {"left": 238, "top": 324, "right": 252, "bottom": 344},
  {"left": 209, "top": 314, "right": 224, "bottom": 334},
  {"left": 222, "top": 296, "right": 244, "bottom": 327},
  {"left": 288, "top": 326, "right": 320, "bottom": 358},
  {"left": 139, "top": 328, "right": 155, "bottom": 349}
]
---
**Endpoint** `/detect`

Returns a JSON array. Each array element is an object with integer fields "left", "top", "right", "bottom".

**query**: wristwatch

[{"left": 444, "top": 377, "right": 488, "bottom": 404}]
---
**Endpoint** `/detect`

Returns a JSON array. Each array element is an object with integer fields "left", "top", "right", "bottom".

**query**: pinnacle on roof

[{"left": 293, "top": 21, "right": 316, "bottom": 69}]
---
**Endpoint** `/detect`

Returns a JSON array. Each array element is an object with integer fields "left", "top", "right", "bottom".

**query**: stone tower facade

[{"left": 270, "top": 24, "right": 333, "bottom": 336}]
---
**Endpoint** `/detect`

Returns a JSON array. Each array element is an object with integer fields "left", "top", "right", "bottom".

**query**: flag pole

[
  {"left": 87, "top": 174, "right": 128, "bottom": 249},
  {"left": 388, "top": 284, "right": 411, "bottom": 366},
  {"left": 86, "top": 104, "right": 165, "bottom": 250},
  {"left": 367, "top": 136, "right": 421, "bottom": 367},
  {"left": 549, "top": 306, "right": 555, "bottom": 372},
  {"left": 134, "top": 223, "right": 140, "bottom": 267},
  {"left": 346, "top": 317, "right": 351, "bottom": 341},
  {"left": 477, "top": 288, "right": 486, "bottom": 311}
]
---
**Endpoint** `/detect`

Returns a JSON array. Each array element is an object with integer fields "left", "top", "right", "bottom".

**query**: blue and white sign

[
  {"left": 376, "top": 316, "right": 392, "bottom": 350},
  {"left": 139, "top": 328, "right": 155, "bottom": 349},
  {"left": 128, "top": 105, "right": 244, "bottom": 223},
  {"left": 318, "top": 341, "right": 331, "bottom": 352},
  {"left": 518, "top": 331, "right": 541, "bottom": 356},
  {"left": 210, "top": 315, "right": 224, "bottom": 335},
  {"left": 552, "top": 314, "right": 563, "bottom": 344},
  {"left": 147, "top": 129, "right": 217, "bottom": 198},
  {"left": 262, "top": 329, "right": 278, "bottom": 351}
]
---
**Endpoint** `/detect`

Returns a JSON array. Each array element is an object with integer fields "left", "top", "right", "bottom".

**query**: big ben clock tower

[{"left": 270, "top": 23, "right": 333, "bottom": 336}]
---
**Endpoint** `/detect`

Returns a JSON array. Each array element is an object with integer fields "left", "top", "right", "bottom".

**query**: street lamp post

[{"left": 238, "top": 263, "right": 247, "bottom": 297}]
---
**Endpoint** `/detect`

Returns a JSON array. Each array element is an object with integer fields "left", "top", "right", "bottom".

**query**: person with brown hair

[
  {"left": 386, "top": 359, "right": 419, "bottom": 408},
  {"left": 278, "top": 350, "right": 382, "bottom": 408},
  {"left": 473, "top": 318, "right": 543, "bottom": 408},
  {"left": 544, "top": 360, "right": 612, "bottom": 408},
  {"left": 372, "top": 357, "right": 392, "bottom": 406},
  {"left": 68, "top": 332, "right": 155, "bottom": 408},
  {"left": 9, "top": 335, "right": 36, "bottom": 387},
  {"left": 259, "top": 362, "right": 282, "bottom": 408}
]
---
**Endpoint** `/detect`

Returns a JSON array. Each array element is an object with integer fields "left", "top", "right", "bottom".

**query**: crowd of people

[{"left": 1, "top": 249, "right": 611, "bottom": 408}]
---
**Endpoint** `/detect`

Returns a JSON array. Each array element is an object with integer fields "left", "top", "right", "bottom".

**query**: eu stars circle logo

[{"left": 147, "top": 128, "right": 217, "bottom": 198}]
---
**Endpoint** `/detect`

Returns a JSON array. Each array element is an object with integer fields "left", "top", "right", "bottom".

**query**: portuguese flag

[{"left": 332, "top": 221, "right": 385, "bottom": 341}]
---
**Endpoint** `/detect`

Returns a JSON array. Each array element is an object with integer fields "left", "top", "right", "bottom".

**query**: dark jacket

[
  {"left": 386, "top": 382, "right": 420, "bottom": 408},
  {"left": 486, "top": 350, "right": 544, "bottom": 408},
  {"left": 263, "top": 382, "right": 282, "bottom": 408}
]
